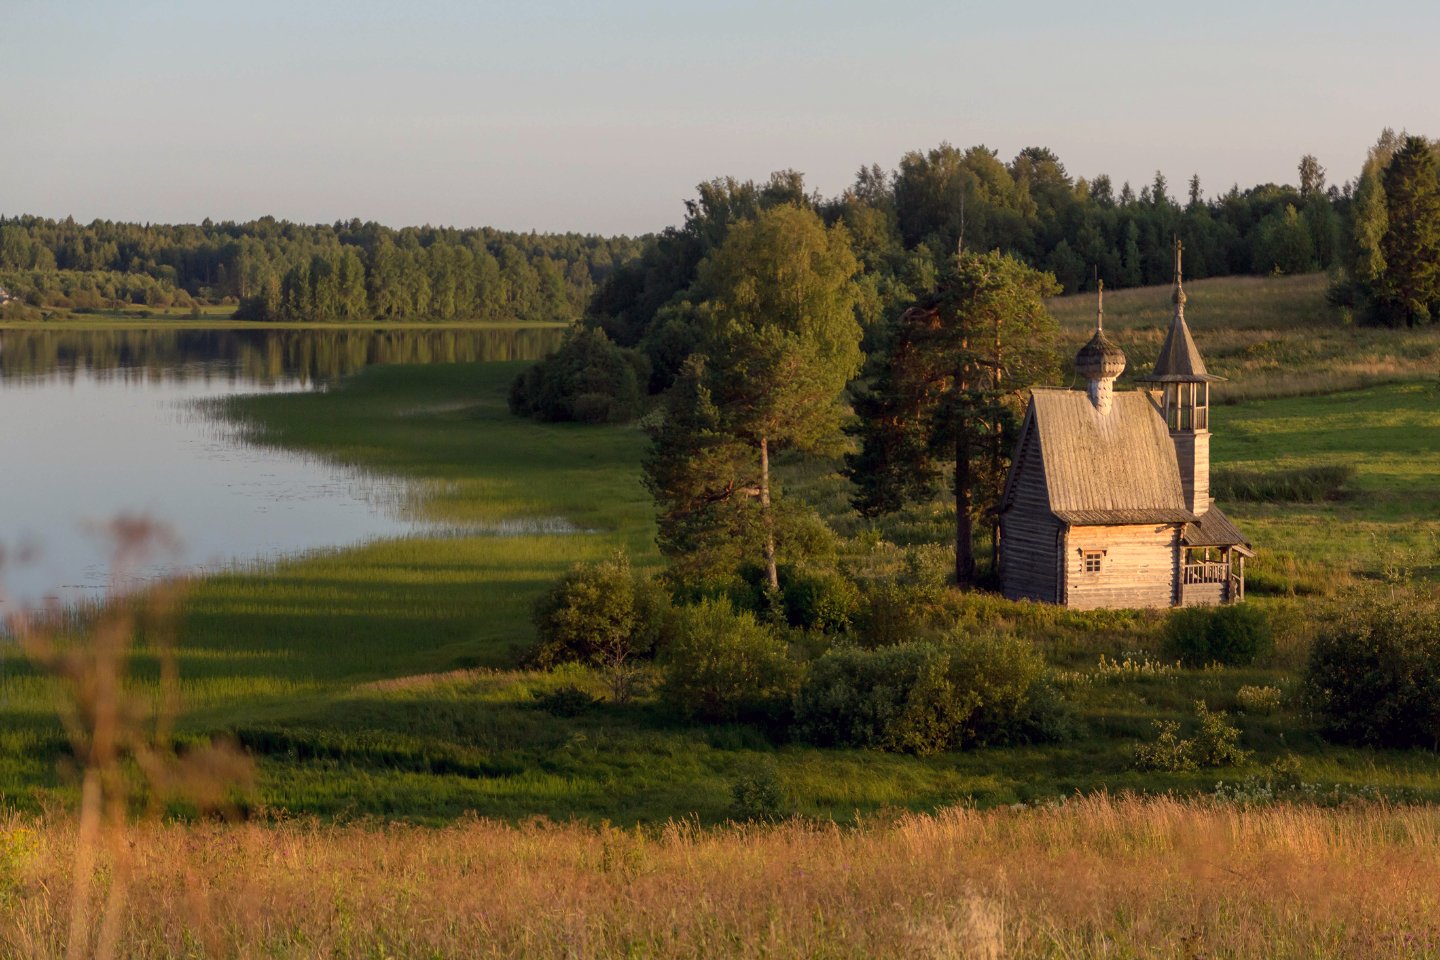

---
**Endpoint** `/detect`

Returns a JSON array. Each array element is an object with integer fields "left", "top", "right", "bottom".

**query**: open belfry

[{"left": 998, "top": 242, "right": 1253, "bottom": 609}]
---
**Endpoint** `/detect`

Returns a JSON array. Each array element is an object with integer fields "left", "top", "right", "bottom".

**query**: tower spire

[
  {"left": 1096, "top": 278, "right": 1104, "bottom": 333},
  {"left": 1172, "top": 236, "right": 1186, "bottom": 313}
]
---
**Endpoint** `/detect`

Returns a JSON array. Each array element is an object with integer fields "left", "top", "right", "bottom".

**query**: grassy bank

[{"left": 4, "top": 795, "right": 1440, "bottom": 958}]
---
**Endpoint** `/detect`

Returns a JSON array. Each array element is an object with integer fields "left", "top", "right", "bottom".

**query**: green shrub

[
  {"left": 1134, "top": 701, "right": 1250, "bottom": 771},
  {"left": 1133, "top": 720, "right": 1197, "bottom": 772},
  {"left": 1164, "top": 604, "right": 1272, "bottom": 667},
  {"left": 728, "top": 769, "right": 788, "bottom": 822},
  {"left": 661, "top": 599, "right": 800, "bottom": 725},
  {"left": 1304, "top": 597, "right": 1440, "bottom": 749},
  {"left": 532, "top": 552, "right": 671, "bottom": 701},
  {"left": 793, "top": 633, "right": 1055, "bottom": 755},
  {"left": 850, "top": 581, "right": 937, "bottom": 648},
  {"left": 509, "top": 328, "right": 647, "bottom": 424},
  {"left": 532, "top": 553, "right": 637, "bottom": 667},
  {"left": 1190, "top": 701, "right": 1251, "bottom": 767},
  {"left": 780, "top": 568, "right": 860, "bottom": 634}
]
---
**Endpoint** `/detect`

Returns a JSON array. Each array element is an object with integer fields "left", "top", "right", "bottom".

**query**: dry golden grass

[{"left": 3, "top": 795, "right": 1439, "bottom": 959}]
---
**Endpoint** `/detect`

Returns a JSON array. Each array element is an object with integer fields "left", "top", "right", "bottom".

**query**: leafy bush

[
  {"left": 1134, "top": 701, "right": 1250, "bottom": 771},
  {"left": 1190, "top": 701, "right": 1251, "bottom": 767},
  {"left": 850, "top": 581, "right": 938, "bottom": 648},
  {"left": 509, "top": 328, "right": 648, "bottom": 424},
  {"left": 531, "top": 552, "right": 672, "bottom": 700},
  {"left": 728, "top": 769, "right": 788, "bottom": 822},
  {"left": 777, "top": 567, "right": 859, "bottom": 634},
  {"left": 1133, "top": 720, "right": 1196, "bottom": 772},
  {"left": 1304, "top": 597, "right": 1440, "bottom": 749},
  {"left": 661, "top": 599, "right": 800, "bottom": 725},
  {"left": 793, "top": 633, "right": 1056, "bottom": 755},
  {"left": 1164, "top": 604, "right": 1273, "bottom": 667}
]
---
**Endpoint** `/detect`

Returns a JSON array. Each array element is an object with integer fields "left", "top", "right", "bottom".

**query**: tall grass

[
  {"left": 1212, "top": 464, "right": 1354, "bottom": 503},
  {"left": 2, "top": 795, "right": 1438, "bottom": 958}
]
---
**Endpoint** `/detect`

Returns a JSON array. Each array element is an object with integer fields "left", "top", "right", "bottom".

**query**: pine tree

[{"left": 848, "top": 251, "right": 1059, "bottom": 587}]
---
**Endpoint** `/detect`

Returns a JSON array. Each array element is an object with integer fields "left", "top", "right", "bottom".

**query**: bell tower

[{"left": 1139, "top": 240, "right": 1223, "bottom": 516}]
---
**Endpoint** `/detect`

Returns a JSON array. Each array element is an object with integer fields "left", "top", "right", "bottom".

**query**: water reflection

[
  {"left": 0, "top": 325, "right": 563, "bottom": 607},
  {"left": 0, "top": 325, "right": 567, "bottom": 386}
]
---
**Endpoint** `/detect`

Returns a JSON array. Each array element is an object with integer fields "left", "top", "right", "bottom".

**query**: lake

[{"left": 0, "top": 325, "right": 565, "bottom": 609}]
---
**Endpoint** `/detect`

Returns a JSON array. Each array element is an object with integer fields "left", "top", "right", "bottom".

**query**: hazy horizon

[{"left": 5, "top": 0, "right": 1437, "bottom": 236}]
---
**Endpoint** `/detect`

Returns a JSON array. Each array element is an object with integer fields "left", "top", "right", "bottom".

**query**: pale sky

[{"left": 4, "top": 0, "right": 1437, "bottom": 236}]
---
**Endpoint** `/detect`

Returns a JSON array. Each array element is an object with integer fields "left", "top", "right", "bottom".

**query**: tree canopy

[
  {"left": 848, "top": 251, "right": 1060, "bottom": 587},
  {"left": 645, "top": 205, "right": 863, "bottom": 593}
]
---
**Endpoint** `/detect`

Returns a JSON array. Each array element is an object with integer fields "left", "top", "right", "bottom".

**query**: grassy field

[
  {"left": 3, "top": 275, "right": 1440, "bottom": 958},
  {"left": 1049, "top": 272, "right": 1440, "bottom": 402},
  {"left": 5, "top": 795, "right": 1440, "bottom": 958},
  {"left": 1, "top": 273, "right": 1438, "bottom": 827}
]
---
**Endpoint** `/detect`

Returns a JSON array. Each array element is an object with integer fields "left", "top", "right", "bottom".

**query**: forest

[
  {"left": 1, "top": 139, "right": 1357, "bottom": 326},
  {"left": 0, "top": 217, "right": 644, "bottom": 323}
]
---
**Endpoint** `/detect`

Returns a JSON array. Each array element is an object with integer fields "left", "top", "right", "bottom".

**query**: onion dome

[
  {"left": 1075, "top": 328, "right": 1126, "bottom": 382},
  {"left": 1075, "top": 280, "right": 1126, "bottom": 381}
]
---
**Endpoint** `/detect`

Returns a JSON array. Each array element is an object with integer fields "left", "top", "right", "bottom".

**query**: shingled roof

[
  {"left": 1141, "top": 310, "right": 1224, "bottom": 383},
  {"left": 1004, "top": 388, "right": 1198, "bottom": 525},
  {"left": 1182, "top": 505, "right": 1254, "bottom": 555}
]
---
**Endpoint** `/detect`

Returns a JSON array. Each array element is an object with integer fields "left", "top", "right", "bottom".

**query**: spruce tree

[{"left": 1379, "top": 135, "right": 1440, "bottom": 326}]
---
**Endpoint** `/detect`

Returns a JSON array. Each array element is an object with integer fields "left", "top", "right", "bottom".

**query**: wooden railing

[{"left": 1183, "top": 561, "right": 1230, "bottom": 585}]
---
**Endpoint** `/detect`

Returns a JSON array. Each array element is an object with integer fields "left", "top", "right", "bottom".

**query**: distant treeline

[
  {"left": 1, "top": 141, "right": 1352, "bottom": 325},
  {"left": 0, "top": 217, "right": 646, "bottom": 323}
]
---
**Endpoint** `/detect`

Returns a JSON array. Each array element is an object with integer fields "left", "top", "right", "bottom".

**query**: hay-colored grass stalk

[{"left": 3, "top": 517, "right": 252, "bottom": 960}]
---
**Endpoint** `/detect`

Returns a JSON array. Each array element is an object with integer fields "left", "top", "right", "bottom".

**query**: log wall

[
  {"left": 1000, "top": 429, "right": 1061, "bottom": 603},
  {"left": 1064, "top": 523, "right": 1179, "bottom": 610}
]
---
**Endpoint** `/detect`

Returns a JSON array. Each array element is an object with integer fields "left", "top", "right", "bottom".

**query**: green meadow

[{"left": 2, "top": 275, "right": 1439, "bottom": 823}]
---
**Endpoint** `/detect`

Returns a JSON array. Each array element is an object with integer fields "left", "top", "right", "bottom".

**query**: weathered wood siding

[
  {"left": 1181, "top": 582, "right": 1226, "bottom": 607},
  {"left": 1000, "top": 428, "right": 1061, "bottom": 603},
  {"left": 1064, "top": 523, "right": 1179, "bottom": 610},
  {"left": 1172, "top": 431, "right": 1210, "bottom": 515}
]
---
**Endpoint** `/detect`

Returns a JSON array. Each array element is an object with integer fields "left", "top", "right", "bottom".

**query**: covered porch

[{"left": 1179, "top": 506, "right": 1254, "bottom": 607}]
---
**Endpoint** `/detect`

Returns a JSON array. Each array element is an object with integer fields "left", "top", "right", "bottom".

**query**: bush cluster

[
  {"left": 1304, "top": 597, "right": 1440, "bottom": 749},
  {"left": 660, "top": 599, "right": 799, "bottom": 726},
  {"left": 509, "top": 328, "right": 649, "bottom": 424},
  {"left": 792, "top": 633, "right": 1056, "bottom": 755},
  {"left": 1164, "top": 604, "right": 1273, "bottom": 667},
  {"left": 531, "top": 560, "right": 1077, "bottom": 755}
]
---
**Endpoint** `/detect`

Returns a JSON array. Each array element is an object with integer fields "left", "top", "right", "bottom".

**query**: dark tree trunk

[
  {"left": 955, "top": 429, "right": 974, "bottom": 589},
  {"left": 760, "top": 435, "right": 779, "bottom": 594}
]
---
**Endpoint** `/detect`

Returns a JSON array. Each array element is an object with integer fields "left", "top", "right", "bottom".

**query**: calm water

[{"left": 0, "top": 326, "right": 564, "bottom": 608}]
